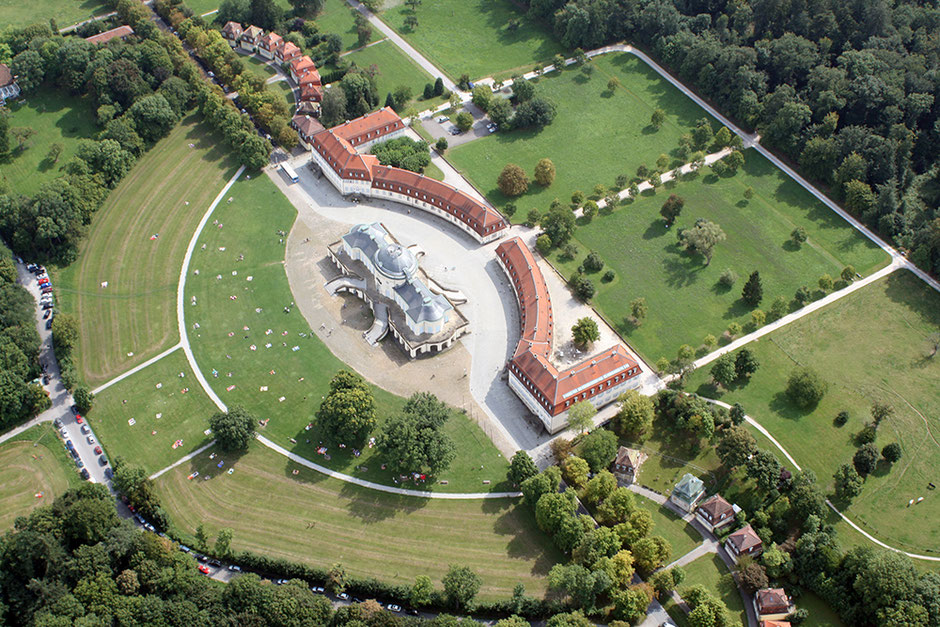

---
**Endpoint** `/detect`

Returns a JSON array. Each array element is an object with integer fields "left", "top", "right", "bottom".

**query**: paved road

[{"left": 6, "top": 261, "right": 111, "bottom": 488}]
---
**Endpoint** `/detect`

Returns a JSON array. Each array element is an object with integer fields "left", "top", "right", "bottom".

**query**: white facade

[
  {"left": 0, "top": 82, "right": 19, "bottom": 102},
  {"left": 346, "top": 127, "right": 406, "bottom": 153}
]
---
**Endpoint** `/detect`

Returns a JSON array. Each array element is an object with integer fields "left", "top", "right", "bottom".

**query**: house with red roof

[
  {"left": 695, "top": 494, "right": 739, "bottom": 532},
  {"left": 300, "top": 83, "right": 323, "bottom": 104},
  {"left": 726, "top": 524, "right": 763, "bottom": 562},
  {"left": 0, "top": 64, "right": 20, "bottom": 103},
  {"left": 85, "top": 25, "right": 134, "bottom": 45},
  {"left": 240, "top": 25, "right": 263, "bottom": 52},
  {"left": 258, "top": 31, "right": 283, "bottom": 60},
  {"left": 221, "top": 21, "right": 243, "bottom": 47},
  {"left": 760, "top": 621, "right": 791, "bottom": 627},
  {"left": 292, "top": 115, "right": 325, "bottom": 150},
  {"left": 275, "top": 41, "right": 302, "bottom": 64},
  {"left": 496, "top": 237, "right": 643, "bottom": 432},
  {"left": 755, "top": 588, "right": 795, "bottom": 622},
  {"left": 332, "top": 107, "right": 404, "bottom": 151},
  {"left": 289, "top": 55, "right": 318, "bottom": 84}
]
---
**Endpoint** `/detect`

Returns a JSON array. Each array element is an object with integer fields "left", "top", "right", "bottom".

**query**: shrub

[
  {"left": 718, "top": 269, "right": 737, "bottom": 287},
  {"left": 536, "top": 234, "right": 552, "bottom": 255},
  {"left": 602, "top": 270, "right": 615, "bottom": 283},
  {"left": 583, "top": 251, "right": 604, "bottom": 273},
  {"left": 785, "top": 367, "right": 827, "bottom": 409},
  {"left": 853, "top": 443, "right": 878, "bottom": 476},
  {"left": 882, "top": 442, "right": 902, "bottom": 463},
  {"left": 835, "top": 410, "right": 849, "bottom": 426},
  {"left": 856, "top": 422, "right": 877, "bottom": 444}
]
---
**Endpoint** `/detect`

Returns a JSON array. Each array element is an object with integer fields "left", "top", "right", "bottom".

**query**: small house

[
  {"left": 258, "top": 31, "right": 283, "bottom": 60},
  {"left": 240, "top": 25, "right": 263, "bottom": 52},
  {"left": 755, "top": 588, "right": 795, "bottom": 622},
  {"left": 276, "top": 41, "right": 302, "bottom": 64},
  {"left": 0, "top": 64, "right": 20, "bottom": 103},
  {"left": 290, "top": 55, "right": 318, "bottom": 84},
  {"left": 726, "top": 523, "right": 763, "bottom": 561},
  {"left": 292, "top": 114, "right": 325, "bottom": 150},
  {"left": 695, "top": 494, "right": 738, "bottom": 532},
  {"left": 670, "top": 473, "right": 705, "bottom": 512},
  {"left": 760, "top": 621, "right": 791, "bottom": 627},
  {"left": 221, "top": 21, "right": 243, "bottom": 47},
  {"left": 612, "top": 446, "right": 642, "bottom": 484}
]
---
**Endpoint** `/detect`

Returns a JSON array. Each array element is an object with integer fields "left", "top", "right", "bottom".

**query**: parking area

[{"left": 419, "top": 102, "right": 496, "bottom": 149}]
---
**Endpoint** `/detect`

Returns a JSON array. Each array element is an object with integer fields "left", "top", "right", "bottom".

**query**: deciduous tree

[
  {"left": 567, "top": 401, "right": 596, "bottom": 434},
  {"left": 497, "top": 163, "right": 528, "bottom": 196},
  {"left": 208, "top": 406, "right": 256, "bottom": 451},
  {"left": 680, "top": 218, "right": 726, "bottom": 265},
  {"left": 534, "top": 158, "right": 556, "bottom": 186}
]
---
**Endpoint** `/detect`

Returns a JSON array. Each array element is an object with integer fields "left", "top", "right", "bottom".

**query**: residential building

[
  {"left": 300, "top": 83, "right": 323, "bottom": 104},
  {"left": 612, "top": 446, "right": 642, "bottom": 484},
  {"left": 760, "top": 621, "right": 791, "bottom": 627},
  {"left": 289, "top": 55, "right": 318, "bottom": 84},
  {"left": 670, "top": 473, "right": 705, "bottom": 512},
  {"left": 0, "top": 64, "right": 20, "bottom": 103},
  {"left": 291, "top": 115, "right": 325, "bottom": 150},
  {"left": 221, "top": 21, "right": 243, "bottom": 47},
  {"left": 258, "top": 31, "right": 283, "bottom": 59},
  {"left": 240, "top": 25, "right": 263, "bottom": 52},
  {"left": 84, "top": 25, "right": 134, "bottom": 45},
  {"left": 755, "top": 588, "right": 795, "bottom": 622},
  {"left": 695, "top": 494, "right": 738, "bottom": 532},
  {"left": 497, "top": 237, "right": 643, "bottom": 433},
  {"left": 275, "top": 41, "right": 302, "bottom": 64},
  {"left": 726, "top": 523, "right": 763, "bottom": 561},
  {"left": 305, "top": 109, "right": 506, "bottom": 244}
]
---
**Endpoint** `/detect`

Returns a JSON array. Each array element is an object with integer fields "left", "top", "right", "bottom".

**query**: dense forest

[{"left": 527, "top": 0, "right": 940, "bottom": 276}]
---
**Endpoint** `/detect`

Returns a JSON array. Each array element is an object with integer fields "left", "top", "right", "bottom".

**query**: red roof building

[
  {"left": 276, "top": 41, "right": 302, "bottom": 64},
  {"left": 496, "top": 237, "right": 642, "bottom": 432},
  {"left": 221, "top": 21, "right": 243, "bottom": 44},
  {"left": 258, "top": 31, "right": 283, "bottom": 59},
  {"left": 760, "top": 622, "right": 791, "bottom": 627},
  {"left": 304, "top": 109, "right": 505, "bottom": 244},
  {"left": 292, "top": 115, "right": 325, "bottom": 149},
  {"left": 85, "top": 25, "right": 134, "bottom": 45},
  {"left": 300, "top": 83, "right": 323, "bottom": 103},
  {"left": 726, "top": 524, "right": 763, "bottom": 561},
  {"left": 755, "top": 588, "right": 794, "bottom": 621},
  {"left": 696, "top": 494, "right": 737, "bottom": 531},
  {"left": 289, "top": 55, "right": 317, "bottom": 83},
  {"left": 298, "top": 69, "right": 322, "bottom": 87}
]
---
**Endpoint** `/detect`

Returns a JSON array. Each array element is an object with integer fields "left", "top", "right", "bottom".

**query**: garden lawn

[
  {"left": 186, "top": 0, "right": 290, "bottom": 16},
  {"left": 686, "top": 271, "right": 940, "bottom": 554},
  {"left": 0, "top": 0, "right": 109, "bottom": 28},
  {"left": 316, "top": 0, "right": 368, "bottom": 52},
  {"left": 680, "top": 553, "right": 747, "bottom": 627},
  {"left": 240, "top": 54, "right": 279, "bottom": 81},
  {"left": 271, "top": 80, "right": 295, "bottom": 112},
  {"left": 184, "top": 174, "right": 510, "bottom": 492},
  {"left": 799, "top": 591, "right": 845, "bottom": 627},
  {"left": 0, "top": 424, "right": 81, "bottom": 530},
  {"left": 623, "top": 416, "right": 725, "bottom": 495},
  {"left": 640, "top": 497, "right": 701, "bottom": 559},
  {"left": 381, "top": 0, "right": 562, "bottom": 81},
  {"left": 449, "top": 53, "right": 709, "bottom": 215},
  {"left": 342, "top": 40, "right": 440, "bottom": 110},
  {"left": 155, "top": 441, "right": 560, "bottom": 600},
  {"left": 0, "top": 86, "right": 97, "bottom": 196},
  {"left": 53, "top": 115, "right": 238, "bottom": 387},
  {"left": 549, "top": 149, "right": 889, "bottom": 363},
  {"left": 86, "top": 351, "right": 219, "bottom": 475}
]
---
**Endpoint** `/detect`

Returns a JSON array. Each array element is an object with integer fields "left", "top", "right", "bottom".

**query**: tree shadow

[
  {"left": 711, "top": 280, "right": 733, "bottom": 295},
  {"left": 641, "top": 125, "right": 658, "bottom": 135},
  {"left": 643, "top": 219, "right": 667, "bottom": 240},
  {"left": 702, "top": 174, "right": 719, "bottom": 185},
  {"left": 781, "top": 240, "right": 801, "bottom": 252},
  {"left": 661, "top": 252, "right": 704, "bottom": 289},
  {"left": 337, "top": 479, "right": 431, "bottom": 524},
  {"left": 768, "top": 391, "right": 813, "bottom": 421}
]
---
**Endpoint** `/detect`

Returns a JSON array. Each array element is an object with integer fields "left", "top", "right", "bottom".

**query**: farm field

[
  {"left": 342, "top": 39, "right": 440, "bottom": 110},
  {"left": 86, "top": 351, "right": 219, "bottom": 475},
  {"left": 0, "top": 0, "right": 109, "bottom": 28},
  {"left": 548, "top": 149, "right": 888, "bottom": 363},
  {"left": 0, "top": 424, "right": 81, "bottom": 530},
  {"left": 686, "top": 271, "right": 940, "bottom": 553},
  {"left": 448, "top": 53, "right": 711, "bottom": 214},
  {"left": 0, "top": 86, "right": 98, "bottom": 196},
  {"left": 155, "top": 441, "right": 560, "bottom": 600},
  {"left": 53, "top": 115, "right": 238, "bottom": 387},
  {"left": 381, "top": 0, "right": 562, "bottom": 81},
  {"left": 184, "top": 175, "right": 510, "bottom": 492}
]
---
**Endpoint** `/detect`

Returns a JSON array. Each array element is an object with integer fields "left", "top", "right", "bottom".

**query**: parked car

[
  {"left": 386, "top": 604, "right": 402, "bottom": 613},
  {"left": 71, "top": 405, "right": 79, "bottom": 415},
  {"left": 42, "top": 374, "right": 50, "bottom": 384},
  {"left": 437, "top": 116, "right": 448, "bottom": 123},
  {"left": 179, "top": 545, "right": 192, "bottom": 553},
  {"left": 275, "top": 579, "right": 289, "bottom": 585},
  {"left": 59, "top": 427, "right": 68, "bottom": 437},
  {"left": 99, "top": 456, "right": 109, "bottom": 466},
  {"left": 198, "top": 564, "right": 210, "bottom": 575},
  {"left": 93, "top": 445, "right": 102, "bottom": 455},
  {"left": 104, "top": 467, "right": 113, "bottom": 479},
  {"left": 53, "top": 418, "right": 61, "bottom": 428},
  {"left": 311, "top": 585, "right": 325, "bottom": 593},
  {"left": 41, "top": 287, "right": 53, "bottom": 295},
  {"left": 46, "top": 319, "right": 53, "bottom": 330},
  {"left": 208, "top": 559, "right": 222, "bottom": 567},
  {"left": 43, "top": 309, "right": 52, "bottom": 319},
  {"left": 65, "top": 440, "right": 74, "bottom": 450},
  {"left": 407, "top": 609, "right": 420, "bottom": 616},
  {"left": 81, "top": 424, "right": 90, "bottom": 434},
  {"left": 80, "top": 468, "right": 90, "bottom": 480},
  {"left": 41, "top": 302, "right": 53, "bottom": 310},
  {"left": 338, "top": 592, "right": 350, "bottom": 600},
  {"left": 449, "top": 127, "right": 460, "bottom": 135},
  {"left": 228, "top": 564, "right": 242, "bottom": 572},
  {"left": 87, "top": 435, "right": 95, "bottom": 445},
  {"left": 76, "top": 459, "right": 84, "bottom": 468}
]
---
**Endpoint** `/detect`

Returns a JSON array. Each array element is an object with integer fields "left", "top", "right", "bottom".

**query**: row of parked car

[
  {"left": 27, "top": 263, "right": 56, "bottom": 329},
  {"left": 55, "top": 408, "right": 110, "bottom": 481}
]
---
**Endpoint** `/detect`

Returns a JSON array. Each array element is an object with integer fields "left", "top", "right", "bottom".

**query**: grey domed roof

[{"left": 373, "top": 243, "right": 417, "bottom": 279}]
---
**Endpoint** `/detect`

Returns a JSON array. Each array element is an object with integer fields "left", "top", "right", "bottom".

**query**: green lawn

[
  {"left": 187, "top": 0, "right": 290, "bottom": 16},
  {"left": 86, "top": 351, "right": 219, "bottom": 474},
  {"left": 184, "top": 174, "right": 510, "bottom": 492},
  {"left": 381, "top": 0, "right": 563, "bottom": 80},
  {"left": 155, "top": 441, "right": 560, "bottom": 600},
  {"left": 271, "top": 80, "right": 295, "bottom": 112},
  {"left": 0, "top": 0, "right": 109, "bottom": 28},
  {"left": 53, "top": 115, "right": 238, "bottom": 387},
  {"left": 449, "top": 53, "right": 710, "bottom": 215},
  {"left": 799, "top": 591, "right": 845, "bottom": 627},
  {"left": 316, "top": 0, "right": 368, "bottom": 52},
  {"left": 548, "top": 149, "right": 889, "bottom": 363},
  {"left": 342, "top": 39, "right": 440, "bottom": 110},
  {"left": 240, "top": 54, "right": 279, "bottom": 81},
  {"left": 642, "top": 497, "right": 702, "bottom": 559},
  {"left": 680, "top": 554, "right": 747, "bottom": 627},
  {"left": 0, "top": 424, "right": 81, "bottom": 530},
  {"left": 0, "top": 86, "right": 98, "bottom": 196},
  {"left": 625, "top": 416, "right": 725, "bottom": 495},
  {"left": 686, "top": 271, "right": 940, "bottom": 554}
]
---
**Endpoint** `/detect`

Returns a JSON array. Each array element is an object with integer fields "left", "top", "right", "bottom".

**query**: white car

[{"left": 437, "top": 116, "right": 448, "bottom": 123}]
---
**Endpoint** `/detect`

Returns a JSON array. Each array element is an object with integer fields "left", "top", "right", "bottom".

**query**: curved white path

[
  {"left": 703, "top": 397, "right": 940, "bottom": 562},
  {"left": 91, "top": 343, "right": 182, "bottom": 396}
]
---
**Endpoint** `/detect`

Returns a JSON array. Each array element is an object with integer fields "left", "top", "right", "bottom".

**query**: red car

[
  {"left": 94, "top": 445, "right": 102, "bottom": 455},
  {"left": 198, "top": 565, "right": 210, "bottom": 575},
  {"left": 75, "top": 416, "right": 84, "bottom": 424}
]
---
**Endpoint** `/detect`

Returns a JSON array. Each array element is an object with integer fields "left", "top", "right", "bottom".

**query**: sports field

[
  {"left": 54, "top": 115, "right": 238, "bottom": 387},
  {"left": 87, "top": 351, "right": 219, "bottom": 474},
  {"left": 448, "top": 53, "right": 708, "bottom": 213},
  {"left": 155, "top": 441, "right": 560, "bottom": 600},
  {"left": 184, "top": 175, "right": 510, "bottom": 492},
  {"left": 342, "top": 40, "right": 440, "bottom": 110},
  {"left": 0, "top": 425, "right": 80, "bottom": 530},
  {"left": 548, "top": 150, "right": 888, "bottom": 363},
  {"left": 0, "top": 86, "right": 97, "bottom": 196},
  {"left": 381, "top": 0, "right": 563, "bottom": 80},
  {"left": 0, "top": 0, "right": 109, "bottom": 28},
  {"left": 686, "top": 271, "right": 940, "bottom": 553}
]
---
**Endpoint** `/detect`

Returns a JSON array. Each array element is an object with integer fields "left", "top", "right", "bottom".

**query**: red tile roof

[
  {"left": 221, "top": 21, "right": 243, "bottom": 39},
  {"left": 85, "top": 25, "right": 134, "bottom": 45},
  {"left": 697, "top": 494, "right": 734, "bottom": 523},
  {"left": 310, "top": 129, "right": 377, "bottom": 180},
  {"left": 290, "top": 55, "right": 317, "bottom": 75},
  {"left": 760, "top": 622, "right": 791, "bottom": 627},
  {"left": 259, "top": 31, "right": 283, "bottom": 50},
  {"left": 298, "top": 70, "right": 322, "bottom": 86},
  {"left": 727, "top": 524, "right": 763, "bottom": 553},
  {"left": 332, "top": 107, "right": 402, "bottom": 147},
  {"left": 0, "top": 64, "right": 14, "bottom": 88},
  {"left": 300, "top": 83, "right": 323, "bottom": 102},
  {"left": 497, "top": 237, "right": 641, "bottom": 416},
  {"left": 243, "top": 25, "right": 263, "bottom": 41},
  {"left": 292, "top": 114, "right": 324, "bottom": 140},
  {"left": 756, "top": 588, "right": 790, "bottom": 614},
  {"left": 279, "top": 41, "right": 302, "bottom": 61}
]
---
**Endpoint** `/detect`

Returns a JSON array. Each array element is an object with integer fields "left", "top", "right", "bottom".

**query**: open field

[
  {"left": 0, "top": 424, "right": 81, "bottom": 530},
  {"left": 686, "top": 271, "right": 940, "bottom": 553},
  {"left": 548, "top": 149, "right": 889, "bottom": 362},
  {"left": 0, "top": 87, "right": 98, "bottom": 196},
  {"left": 87, "top": 351, "right": 219, "bottom": 474},
  {"left": 53, "top": 115, "right": 238, "bottom": 387},
  {"left": 381, "top": 0, "right": 562, "bottom": 80},
  {"left": 681, "top": 554, "right": 747, "bottom": 626},
  {"left": 449, "top": 53, "right": 710, "bottom": 214},
  {"left": 155, "top": 441, "right": 560, "bottom": 600},
  {"left": 342, "top": 40, "right": 440, "bottom": 110},
  {"left": 184, "top": 175, "right": 510, "bottom": 492},
  {"left": 317, "top": 0, "right": 369, "bottom": 52},
  {"left": 0, "top": 0, "right": 109, "bottom": 28}
]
